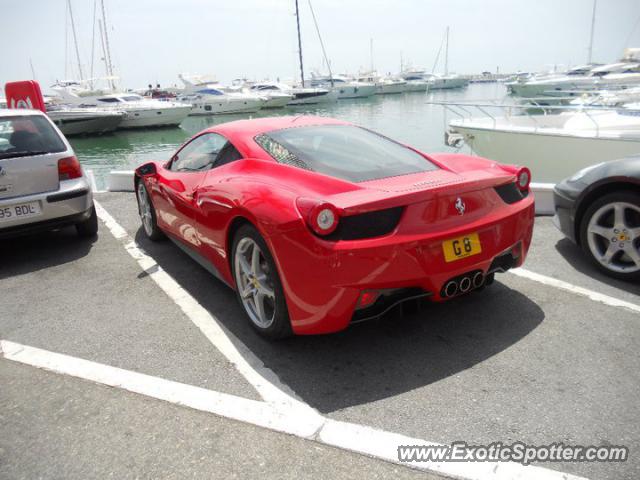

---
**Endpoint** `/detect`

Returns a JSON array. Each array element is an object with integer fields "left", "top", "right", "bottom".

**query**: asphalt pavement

[{"left": 1, "top": 191, "right": 638, "bottom": 480}]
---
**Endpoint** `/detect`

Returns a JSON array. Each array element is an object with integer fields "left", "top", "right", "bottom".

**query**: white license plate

[{"left": 0, "top": 201, "right": 42, "bottom": 222}]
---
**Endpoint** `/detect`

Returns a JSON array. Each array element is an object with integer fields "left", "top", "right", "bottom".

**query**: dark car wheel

[
  {"left": 137, "top": 181, "right": 165, "bottom": 241},
  {"left": 579, "top": 191, "right": 640, "bottom": 281},
  {"left": 76, "top": 204, "right": 98, "bottom": 237},
  {"left": 232, "top": 224, "right": 292, "bottom": 339}
]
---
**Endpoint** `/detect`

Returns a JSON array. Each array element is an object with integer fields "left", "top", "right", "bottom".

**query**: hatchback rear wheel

[
  {"left": 232, "top": 224, "right": 291, "bottom": 339},
  {"left": 76, "top": 204, "right": 98, "bottom": 237}
]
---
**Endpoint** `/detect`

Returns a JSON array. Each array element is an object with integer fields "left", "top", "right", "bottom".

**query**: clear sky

[{"left": 2, "top": 0, "right": 639, "bottom": 92}]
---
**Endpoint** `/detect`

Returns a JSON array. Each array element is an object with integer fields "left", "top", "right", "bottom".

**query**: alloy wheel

[
  {"left": 586, "top": 201, "right": 640, "bottom": 274},
  {"left": 234, "top": 237, "right": 276, "bottom": 328},
  {"left": 137, "top": 183, "right": 154, "bottom": 237}
]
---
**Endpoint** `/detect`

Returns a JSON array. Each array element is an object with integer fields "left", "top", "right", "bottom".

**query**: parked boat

[
  {"left": 424, "top": 73, "right": 469, "bottom": 90},
  {"left": 178, "top": 75, "right": 265, "bottom": 115},
  {"left": 423, "top": 26, "right": 469, "bottom": 91},
  {"left": 249, "top": 82, "right": 337, "bottom": 105},
  {"left": 309, "top": 74, "right": 377, "bottom": 99},
  {"left": 52, "top": 83, "right": 191, "bottom": 127},
  {"left": 569, "top": 86, "right": 640, "bottom": 107},
  {"left": 376, "top": 77, "right": 407, "bottom": 94},
  {"left": 228, "top": 80, "right": 293, "bottom": 108},
  {"left": 507, "top": 60, "right": 640, "bottom": 97},
  {"left": 355, "top": 73, "right": 406, "bottom": 94},
  {"left": 445, "top": 103, "right": 640, "bottom": 182},
  {"left": 46, "top": 106, "right": 123, "bottom": 136}
]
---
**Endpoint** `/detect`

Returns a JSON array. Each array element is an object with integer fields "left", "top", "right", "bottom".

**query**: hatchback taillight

[{"left": 58, "top": 156, "right": 82, "bottom": 181}]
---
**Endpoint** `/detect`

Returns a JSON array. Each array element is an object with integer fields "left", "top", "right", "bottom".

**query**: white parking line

[
  {"left": 91, "top": 200, "right": 590, "bottom": 480},
  {"left": 1, "top": 340, "right": 588, "bottom": 480},
  {"left": 509, "top": 268, "right": 640, "bottom": 315},
  {"left": 0, "top": 340, "right": 320, "bottom": 438},
  {"left": 94, "top": 200, "right": 314, "bottom": 413}
]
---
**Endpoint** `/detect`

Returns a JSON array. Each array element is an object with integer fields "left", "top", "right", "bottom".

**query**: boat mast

[
  {"left": 98, "top": 20, "right": 110, "bottom": 85},
  {"left": 370, "top": 38, "right": 374, "bottom": 73},
  {"left": 67, "top": 0, "right": 84, "bottom": 81},
  {"left": 294, "top": 0, "right": 305, "bottom": 87},
  {"left": 587, "top": 0, "right": 597, "bottom": 63},
  {"left": 100, "top": 0, "right": 115, "bottom": 89},
  {"left": 90, "top": 0, "right": 97, "bottom": 88},
  {"left": 307, "top": 0, "right": 333, "bottom": 86},
  {"left": 444, "top": 26, "right": 449, "bottom": 76},
  {"left": 64, "top": 0, "right": 69, "bottom": 79}
]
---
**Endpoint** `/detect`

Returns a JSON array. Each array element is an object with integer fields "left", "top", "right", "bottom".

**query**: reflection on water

[{"left": 69, "top": 83, "right": 507, "bottom": 189}]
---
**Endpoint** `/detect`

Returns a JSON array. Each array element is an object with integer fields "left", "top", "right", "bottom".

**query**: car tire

[
  {"left": 76, "top": 204, "right": 98, "bottom": 237},
  {"left": 231, "top": 224, "right": 292, "bottom": 339},
  {"left": 137, "top": 181, "right": 165, "bottom": 241},
  {"left": 579, "top": 191, "right": 640, "bottom": 282}
]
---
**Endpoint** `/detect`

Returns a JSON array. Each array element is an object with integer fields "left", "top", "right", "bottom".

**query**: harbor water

[{"left": 69, "top": 83, "right": 507, "bottom": 190}]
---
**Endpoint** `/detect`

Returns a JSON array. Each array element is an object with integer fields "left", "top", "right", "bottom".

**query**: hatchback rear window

[
  {"left": 0, "top": 115, "right": 66, "bottom": 159},
  {"left": 255, "top": 125, "right": 438, "bottom": 182}
]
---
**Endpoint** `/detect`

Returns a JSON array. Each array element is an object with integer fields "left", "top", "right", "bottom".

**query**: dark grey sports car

[{"left": 554, "top": 157, "right": 640, "bottom": 281}]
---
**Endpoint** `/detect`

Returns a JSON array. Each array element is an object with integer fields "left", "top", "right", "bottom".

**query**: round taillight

[
  {"left": 317, "top": 208, "right": 335, "bottom": 230},
  {"left": 516, "top": 167, "right": 531, "bottom": 191},
  {"left": 310, "top": 203, "right": 339, "bottom": 236}
]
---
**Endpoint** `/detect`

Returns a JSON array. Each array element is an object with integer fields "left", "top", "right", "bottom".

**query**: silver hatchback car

[{"left": 0, "top": 109, "right": 97, "bottom": 239}]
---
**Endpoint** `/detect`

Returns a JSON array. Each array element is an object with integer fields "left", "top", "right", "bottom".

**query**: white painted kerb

[{"left": 107, "top": 170, "right": 135, "bottom": 192}]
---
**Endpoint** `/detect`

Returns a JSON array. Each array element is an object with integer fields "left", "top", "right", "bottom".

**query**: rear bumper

[
  {"left": 0, "top": 207, "right": 93, "bottom": 239},
  {"left": 0, "top": 177, "right": 93, "bottom": 237},
  {"left": 270, "top": 198, "right": 535, "bottom": 335}
]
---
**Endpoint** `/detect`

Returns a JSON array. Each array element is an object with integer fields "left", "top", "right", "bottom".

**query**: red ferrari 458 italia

[{"left": 135, "top": 116, "right": 534, "bottom": 338}]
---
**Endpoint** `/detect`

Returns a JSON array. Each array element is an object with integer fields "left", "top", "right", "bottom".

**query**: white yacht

[
  {"left": 309, "top": 74, "right": 377, "bottom": 99},
  {"left": 46, "top": 106, "right": 124, "bottom": 136},
  {"left": 52, "top": 83, "right": 191, "bottom": 128},
  {"left": 447, "top": 107, "right": 640, "bottom": 182},
  {"left": 355, "top": 73, "right": 406, "bottom": 94},
  {"left": 507, "top": 51, "right": 640, "bottom": 97},
  {"left": 398, "top": 70, "right": 429, "bottom": 92},
  {"left": 229, "top": 80, "right": 293, "bottom": 108},
  {"left": 178, "top": 75, "right": 265, "bottom": 115},
  {"left": 249, "top": 82, "right": 337, "bottom": 105},
  {"left": 424, "top": 73, "right": 469, "bottom": 90},
  {"left": 569, "top": 86, "right": 640, "bottom": 107},
  {"left": 405, "top": 80, "right": 429, "bottom": 92}
]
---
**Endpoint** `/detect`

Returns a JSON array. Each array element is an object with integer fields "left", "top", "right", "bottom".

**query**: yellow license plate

[{"left": 442, "top": 232, "right": 482, "bottom": 262}]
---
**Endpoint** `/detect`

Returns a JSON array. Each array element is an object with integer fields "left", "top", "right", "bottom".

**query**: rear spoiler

[{"left": 326, "top": 170, "right": 516, "bottom": 214}]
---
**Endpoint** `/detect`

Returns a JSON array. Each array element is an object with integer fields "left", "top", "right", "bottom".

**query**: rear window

[
  {"left": 255, "top": 125, "right": 438, "bottom": 182},
  {"left": 0, "top": 115, "right": 66, "bottom": 159}
]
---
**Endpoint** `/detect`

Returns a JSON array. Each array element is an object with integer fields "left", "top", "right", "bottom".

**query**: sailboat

[
  {"left": 290, "top": 0, "right": 337, "bottom": 103},
  {"left": 425, "top": 27, "right": 469, "bottom": 90}
]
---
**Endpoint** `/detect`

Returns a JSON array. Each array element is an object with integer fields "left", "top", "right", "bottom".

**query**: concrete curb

[{"left": 106, "top": 170, "right": 556, "bottom": 216}]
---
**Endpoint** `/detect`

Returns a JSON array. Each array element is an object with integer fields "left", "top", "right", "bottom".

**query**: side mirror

[{"left": 136, "top": 162, "right": 157, "bottom": 176}]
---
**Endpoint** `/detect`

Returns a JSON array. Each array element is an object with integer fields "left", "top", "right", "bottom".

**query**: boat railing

[{"left": 427, "top": 100, "right": 629, "bottom": 138}]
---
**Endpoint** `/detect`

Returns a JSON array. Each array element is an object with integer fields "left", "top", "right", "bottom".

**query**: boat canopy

[{"left": 196, "top": 88, "right": 224, "bottom": 96}]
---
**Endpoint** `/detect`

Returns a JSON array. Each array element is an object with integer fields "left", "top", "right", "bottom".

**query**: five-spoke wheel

[
  {"left": 137, "top": 181, "right": 165, "bottom": 241},
  {"left": 581, "top": 192, "right": 640, "bottom": 281},
  {"left": 232, "top": 224, "right": 291, "bottom": 338}
]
